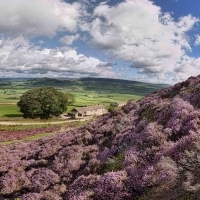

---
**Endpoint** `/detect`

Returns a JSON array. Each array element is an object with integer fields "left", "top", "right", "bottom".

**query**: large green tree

[{"left": 17, "top": 87, "right": 75, "bottom": 119}]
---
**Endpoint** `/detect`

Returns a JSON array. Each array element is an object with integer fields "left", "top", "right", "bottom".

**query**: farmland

[
  {"left": 0, "top": 77, "right": 167, "bottom": 144},
  {"left": 0, "top": 77, "right": 167, "bottom": 118}
]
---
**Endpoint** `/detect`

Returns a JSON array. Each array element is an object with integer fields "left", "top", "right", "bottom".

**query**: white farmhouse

[{"left": 68, "top": 104, "right": 107, "bottom": 118}]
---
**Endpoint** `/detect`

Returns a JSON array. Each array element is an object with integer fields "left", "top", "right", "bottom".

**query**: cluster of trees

[{"left": 17, "top": 87, "right": 75, "bottom": 119}]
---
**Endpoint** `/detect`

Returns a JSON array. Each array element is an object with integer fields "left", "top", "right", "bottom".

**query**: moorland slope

[
  {"left": 1, "top": 76, "right": 200, "bottom": 199},
  {"left": 0, "top": 77, "right": 167, "bottom": 96}
]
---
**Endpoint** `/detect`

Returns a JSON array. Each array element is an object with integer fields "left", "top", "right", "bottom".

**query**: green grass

[
  {"left": 0, "top": 91, "right": 141, "bottom": 119},
  {"left": 0, "top": 88, "right": 26, "bottom": 103},
  {"left": 0, "top": 77, "right": 166, "bottom": 144},
  {"left": 99, "top": 153, "right": 125, "bottom": 174},
  {"left": 0, "top": 77, "right": 166, "bottom": 120},
  {"left": 66, "top": 91, "right": 142, "bottom": 111},
  {"left": 0, "top": 105, "right": 22, "bottom": 118}
]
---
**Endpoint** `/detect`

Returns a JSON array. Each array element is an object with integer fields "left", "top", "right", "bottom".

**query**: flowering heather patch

[
  {"left": 0, "top": 126, "right": 60, "bottom": 142},
  {"left": 2, "top": 75, "right": 200, "bottom": 199}
]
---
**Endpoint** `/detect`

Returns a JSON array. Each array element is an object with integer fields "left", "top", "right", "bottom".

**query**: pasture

[
  {"left": 0, "top": 91, "right": 140, "bottom": 118},
  {"left": 0, "top": 77, "right": 167, "bottom": 120},
  {"left": 67, "top": 91, "right": 141, "bottom": 111},
  {"left": 0, "top": 104, "right": 22, "bottom": 118},
  {"left": 0, "top": 77, "right": 167, "bottom": 144},
  {"left": 0, "top": 88, "right": 26, "bottom": 103}
]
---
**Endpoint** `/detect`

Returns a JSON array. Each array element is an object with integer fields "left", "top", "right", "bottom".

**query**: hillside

[
  {"left": 0, "top": 77, "right": 167, "bottom": 96},
  {"left": 1, "top": 76, "right": 200, "bottom": 199}
]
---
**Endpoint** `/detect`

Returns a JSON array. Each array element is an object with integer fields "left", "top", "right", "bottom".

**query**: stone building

[{"left": 68, "top": 104, "right": 107, "bottom": 118}]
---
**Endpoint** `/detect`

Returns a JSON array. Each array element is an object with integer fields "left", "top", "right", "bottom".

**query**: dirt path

[
  {"left": 0, "top": 103, "right": 17, "bottom": 105},
  {"left": 0, "top": 118, "right": 91, "bottom": 126}
]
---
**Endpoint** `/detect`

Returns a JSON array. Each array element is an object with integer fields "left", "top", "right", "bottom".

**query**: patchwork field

[
  {"left": 1, "top": 77, "right": 167, "bottom": 144},
  {"left": 0, "top": 77, "right": 167, "bottom": 120},
  {"left": 0, "top": 91, "right": 141, "bottom": 118}
]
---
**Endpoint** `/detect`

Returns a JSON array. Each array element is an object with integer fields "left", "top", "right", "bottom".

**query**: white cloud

[
  {"left": 0, "top": 37, "right": 117, "bottom": 78},
  {"left": 174, "top": 55, "right": 200, "bottom": 78},
  {"left": 195, "top": 34, "right": 200, "bottom": 46},
  {"left": 0, "top": 0, "right": 82, "bottom": 37},
  {"left": 0, "top": 0, "right": 199, "bottom": 84},
  {"left": 86, "top": 0, "right": 199, "bottom": 83},
  {"left": 60, "top": 34, "right": 79, "bottom": 45}
]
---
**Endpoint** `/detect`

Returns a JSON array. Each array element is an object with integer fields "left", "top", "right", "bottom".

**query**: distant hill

[
  {"left": 78, "top": 77, "right": 168, "bottom": 95},
  {"left": 1, "top": 75, "right": 200, "bottom": 199},
  {"left": 0, "top": 77, "right": 168, "bottom": 96}
]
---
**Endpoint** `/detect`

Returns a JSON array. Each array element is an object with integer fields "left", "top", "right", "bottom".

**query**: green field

[
  {"left": 67, "top": 91, "right": 141, "bottom": 111},
  {"left": 0, "top": 77, "right": 168, "bottom": 120},
  {"left": 0, "top": 104, "right": 22, "bottom": 118},
  {"left": 0, "top": 91, "right": 141, "bottom": 118},
  {"left": 0, "top": 77, "right": 167, "bottom": 144},
  {"left": 0, "top": 88, "right": 25, "bottom": 103}
]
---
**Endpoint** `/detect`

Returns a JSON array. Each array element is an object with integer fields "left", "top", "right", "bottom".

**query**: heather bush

[
  {"left": 139, "top": 105, "right": 156, "bottom": 121},
  {"left": 178, "top": 141, "right": 200, "bottom": 197},
  {"left": 1, "top": 75, "right": 200, "bottom": 199},
  {"left": 52, "top": 145, "right": 85, "bottom": 179},
  {"left": 122, "top": 101, "right": 139, "bottom": 114},
  {"left": 66, "top": 175, "right": 99, "bottom": 200},
  {"left": 21, "top": 193, "right": 42, "bottom": 200},
  {"left": 166, "top": 134, "right": 199, "bottom": 161},
  {"left": 128, "top": 156, "right": 178, "bottom": 199},
  {"left": 94, "top": 171, "right": 131, "bottom": 200},
  {"left": 0, "top": 126, "right": 60, "bottom": 142},
  {"left": 0, "top": 169, "right": 31, "bottom": 195},
  {"left": 28, "top": 168, "right": 60, "bottom": 191},
  {"left": 166, "top": 98, "right": 194, "bottom": 137}
]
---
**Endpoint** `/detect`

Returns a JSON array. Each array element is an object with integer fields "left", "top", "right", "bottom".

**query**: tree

[{"left": 17, "top": 87, "right": 75, "bottom": 119}]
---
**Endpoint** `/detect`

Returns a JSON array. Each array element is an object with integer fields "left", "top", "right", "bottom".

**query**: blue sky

[{"left": 0, "top": 0, "right": 200, "bottom": 84}]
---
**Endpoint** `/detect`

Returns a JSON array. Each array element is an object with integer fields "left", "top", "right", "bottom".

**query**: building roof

[
  {"left": 68, "top": 111, "right": 78, "bottom": 115},
  {"left": 72, "top": 104, "right": 106, "bottom": 113}
]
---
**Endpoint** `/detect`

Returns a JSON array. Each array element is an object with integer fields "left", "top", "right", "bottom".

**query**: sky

[{"left": 0, "top": 0, "right": 200, "bottom": 84}]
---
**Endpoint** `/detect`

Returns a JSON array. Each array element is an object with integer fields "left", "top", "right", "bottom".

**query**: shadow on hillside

[{"left": 3, "top": 114, "right": 23, "bottom": 118}]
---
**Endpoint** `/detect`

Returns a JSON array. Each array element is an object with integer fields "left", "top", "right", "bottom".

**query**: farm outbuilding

[{"left": 68, "top": 104, "right": 107, "bottom": 118}]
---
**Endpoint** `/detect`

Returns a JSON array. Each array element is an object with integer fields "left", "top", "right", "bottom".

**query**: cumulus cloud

[
  {"left": 60, "top": 34, "right": 79, "bottom": 45},
  {"left": 195, "top": 34, "right": 200, "bottom": 46},
  {"left": 174, "top": 55, "right": 200, "bottom": 79},
  {"left": 86, "top": 0, "right": 199, "bottom": 82},
  {"left": 0, "top": 0, "right": 81, "bottom": 37},
  {"left": 0, "top": 37, "right": 117, "bottom": 78},
  {"left": 0, "top": 0, "right": 200, "bottom": 84}
]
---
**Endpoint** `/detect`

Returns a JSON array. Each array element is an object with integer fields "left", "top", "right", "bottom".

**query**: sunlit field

[
  {"left": 0, "top": 104, "right": 22, "bottom": 118},
  {"left": 0, "top": 77, "right": 167, "bottom": 120}
]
